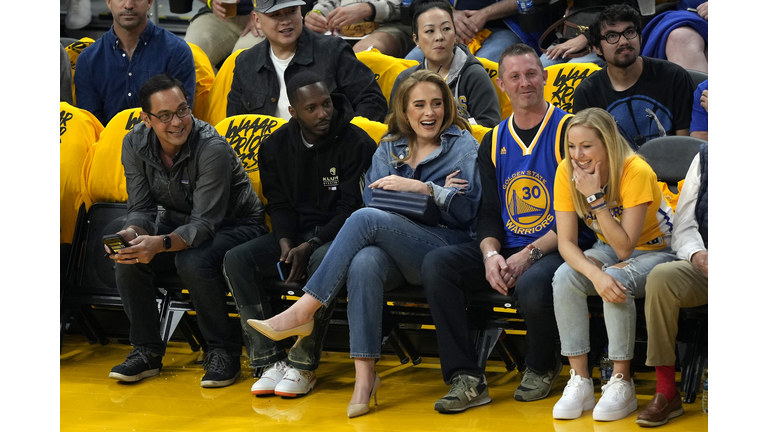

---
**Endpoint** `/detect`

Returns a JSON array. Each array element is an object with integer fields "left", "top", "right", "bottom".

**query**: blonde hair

[
  {"left": 564, "top": 108, "right": 636, "bottom": 218},
  {"left": 382, "top": 69, "right": 470, "bottom": 162}
]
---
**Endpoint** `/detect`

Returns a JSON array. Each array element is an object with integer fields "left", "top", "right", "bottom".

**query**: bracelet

[
  {"left": 126, "top": 227, "right": 139, "bottom": 239},
  {"left": 590, "top": 202, "right": 607, "bottom": 211},
  {"left": 305, "top": 9, "right": 324, "bottom": 17},
  {"left": 483, "top": 250, "right": 499, "bottom": 264},
  {"left": 593, "top": 204, "right": 608, "bottom": 214}
]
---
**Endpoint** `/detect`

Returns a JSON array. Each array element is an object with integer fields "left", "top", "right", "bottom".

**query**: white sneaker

[
  {"left": 65, "top": 0, "right": 92, "bottom": 30},
  {"left": 251, "top": 360, "right": 289, "bottom": 395},
  {"left": 552, "top": 370, "right": 596, "bottom": 420},
  {"left": 274, "top": 366, "right": 316, "bottom": 397},
  {"left": 593, "top": 373, "right": 638, "bottom": 421}
]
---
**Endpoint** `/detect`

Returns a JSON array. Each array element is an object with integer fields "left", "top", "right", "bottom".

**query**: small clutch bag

[{"left": 368, "top": 188, "right": 441, "bottom": 226}]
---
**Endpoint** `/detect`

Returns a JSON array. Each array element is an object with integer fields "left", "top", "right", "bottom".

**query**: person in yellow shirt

[{"left": 550, "top": 107, "right": 676, "bottom": 422}]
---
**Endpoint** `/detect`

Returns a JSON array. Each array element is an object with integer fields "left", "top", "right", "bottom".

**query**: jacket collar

[{"left": 135, "top": 116, "right": 200, "bottom": 168}]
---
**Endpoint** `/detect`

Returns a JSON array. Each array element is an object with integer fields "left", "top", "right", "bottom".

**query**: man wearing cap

[{"left": 226, "top": 0, "right": 387, "bottom": 122}]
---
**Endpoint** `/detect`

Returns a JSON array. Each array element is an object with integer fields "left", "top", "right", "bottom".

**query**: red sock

[{"left": 655, "top": 365, "right": 677, "bottom": 401}]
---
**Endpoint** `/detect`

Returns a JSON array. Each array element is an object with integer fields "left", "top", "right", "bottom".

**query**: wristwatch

[
  {"left": 162, "top": 235, "right": 172, "bottom": 251},
  {"left": 586, "top": 191, "right": 605, "bottom": 204},
  {"left": 307, "top": 238, "right": 321, "bottom": 254},
  {"left": 526, "top": 244, "right": 542, "bottom": 263}
]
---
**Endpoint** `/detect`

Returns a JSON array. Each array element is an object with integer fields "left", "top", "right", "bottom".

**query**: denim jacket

[
  {"left": 363, "top": 125, "right": 481, "bottom": 237},
  {"left": 226, "top": 27, "right": 387, "bottom": 122},
  {"left": 122, "top": 117, "right": 265, "bottom": 248}
]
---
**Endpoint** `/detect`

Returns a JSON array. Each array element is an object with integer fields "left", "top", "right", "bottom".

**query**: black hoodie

[{"left": 258, "top": 93, "right": 378, "bottom": 245}]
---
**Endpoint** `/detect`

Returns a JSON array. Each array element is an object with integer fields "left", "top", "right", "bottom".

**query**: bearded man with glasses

[
  {"left": 105, "top": 74, "right": 268, "bottom": 388},
  {"left": 573, "top": 4, "right": 694, "bottom": 149}
]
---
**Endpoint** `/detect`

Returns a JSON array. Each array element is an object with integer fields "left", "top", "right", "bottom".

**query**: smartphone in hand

[
  {"left": 103, "top": 234, "right": 131, "bottom": 255},
  {"left": 277, "top": 261, "right": 292, "bottom": 281}
]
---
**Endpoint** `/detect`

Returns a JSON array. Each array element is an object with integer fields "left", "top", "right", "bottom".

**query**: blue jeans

[
  {"left": 405, "top": 26, "right": 523, "bottom": 64},
  {"left": 302, "top": 208, "right": 472, "bottom": 357},
  {"left": 552, "top": 240, "right": 676, "bottom": 361}
]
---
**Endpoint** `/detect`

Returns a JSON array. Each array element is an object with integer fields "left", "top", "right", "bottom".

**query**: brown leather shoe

[{"left": 636, "top": 391, "right": 685, "bottom": 427}]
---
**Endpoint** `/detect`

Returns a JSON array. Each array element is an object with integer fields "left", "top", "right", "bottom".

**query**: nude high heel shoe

[
  {"left": 247, "top": 319, "right": 314, "bottom": 348},
  {"left": 347, "top": 372, "right": 382, "bottom": 418}
]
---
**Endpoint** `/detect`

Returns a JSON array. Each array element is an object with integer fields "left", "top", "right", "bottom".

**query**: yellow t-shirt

[
  {"left": 60, "top": 102, "right": 104, "bottom": 243},
  {"left": 554, "top": 155, "right": 673, "bottom": 250}
]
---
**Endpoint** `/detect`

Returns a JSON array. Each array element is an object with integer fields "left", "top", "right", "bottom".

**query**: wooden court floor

[{"left": 60, "top": 335, "right": 708, "bottom": 432}]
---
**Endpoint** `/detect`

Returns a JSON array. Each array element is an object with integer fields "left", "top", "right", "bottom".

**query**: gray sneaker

[
  {"left": 434, "top": 374, "right": 491, "bottom": 413},
  {"left": 514, "top": 358, "right": 563, "bottom": 402}
]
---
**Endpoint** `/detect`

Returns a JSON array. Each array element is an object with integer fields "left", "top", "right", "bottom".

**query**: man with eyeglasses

[
  {"left": 75, "top": 0, "right": 196, "bottom": 126},
  {"left": 106, "top": 74, "right": 268, "bottom": 387},
  {"left": 573, "top": 4, "right": 694, "bottom": 149}
]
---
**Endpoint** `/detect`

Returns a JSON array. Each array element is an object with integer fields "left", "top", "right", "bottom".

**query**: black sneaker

[
  {"left": 434, "top": 374, "right": 491, "bottom": 413},
  {"left": 200, "top": 349, "right": 242, "bottom": 388},
  {"left": 109, "top": 347, "right": 163, "bottom": 382}
]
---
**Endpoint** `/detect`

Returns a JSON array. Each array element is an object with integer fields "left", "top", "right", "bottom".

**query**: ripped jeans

[{"left": 552, "top": 240, "right": 676, "bottom": 361}]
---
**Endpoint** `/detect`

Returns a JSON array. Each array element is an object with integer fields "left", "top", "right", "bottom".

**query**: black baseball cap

[{"left": 254, "top": 0, "right": 306, "bottom": 13}]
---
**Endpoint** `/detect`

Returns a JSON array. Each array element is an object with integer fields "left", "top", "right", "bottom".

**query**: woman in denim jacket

[{"left": 248, "top": 69, "right": 481, "bottom": 418}]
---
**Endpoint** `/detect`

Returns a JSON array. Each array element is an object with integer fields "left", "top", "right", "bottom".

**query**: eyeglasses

[
  {"left": 147, "top": 105, "right": 191, "bottom": 124},
  {"left": 601, "top": 27, "right": 638, "bottom": 44}
]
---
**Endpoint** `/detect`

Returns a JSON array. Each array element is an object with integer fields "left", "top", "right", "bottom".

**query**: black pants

[
  {"left": 223, "top": 230, "right": 334, "bottom": 371},
  {"left": 421, "top": 240, "right": 563, "bottom": 384},
  {"left": 115, "top": 222, "right": 266, "bottom": 357}
]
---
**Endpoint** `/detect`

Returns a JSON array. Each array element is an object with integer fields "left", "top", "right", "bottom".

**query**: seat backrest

[
  {"left": 543, "top": 62, "right": 601, "bottom": 113},
  {"left": 474, "top": 56, "right": 513, "bottom": 120},
  {"left": 214, "top": 114, "right": 288, "bottom": 229},
  {"left": 355, "top": 48, "right": 419, "bottom": 105},
  {"left": 75, "top": 203, "right": 129, "bottom": 295},
  {"left": 637, "top": 135, "right": 703, "bottom": 186},
  {"left": 60, "top": 102, "right": 104, "bottom": 243},
  {"left": 64, "top": 37, "right": 95, "bottom": 106},
  {"left": 186, "top": 42, "right": 216, "bottom": 123},
  {"left": 81, "top": 108, "right": 143, "bottom": 210},
  {"left": 686, "top": 69, "right": 707, "bottom": 88},
  {"left": 206, "top": 49, "right": 245, "bottom": 127}
]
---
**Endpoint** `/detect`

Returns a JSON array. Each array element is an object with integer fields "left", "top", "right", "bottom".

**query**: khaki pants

[
  {"left": 644, "top": 260, "right": 708, "bottom": 366},
  {"left": 185, "top": 13, "right": 265, "bottom": 67}
]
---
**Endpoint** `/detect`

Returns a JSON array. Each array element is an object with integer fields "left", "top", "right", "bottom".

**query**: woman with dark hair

[
  {"left": 550, "top": 108, "right": 676, "bottom": 422},
  {"left": 391, "top": 0, "right": 500, "bottom": 127},
  {"left": 249, "top": 69, "right": 482, "bottom": 418}
]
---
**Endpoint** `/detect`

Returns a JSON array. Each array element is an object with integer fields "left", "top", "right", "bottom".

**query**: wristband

[
  {"left": 207, "top": 0, "right": 212, "bottom": 9},
  {"left": 305, "top": 9, "right": 324, "bottom": 17},
  {"left": 364, "top": 3, "right": 376, "bottom": 22},
  {"left": 483, "top": 250, "right": 499, "bottom": 264},
  {"left": 590, "top": 201, "right": 607, "bottom": 210}
]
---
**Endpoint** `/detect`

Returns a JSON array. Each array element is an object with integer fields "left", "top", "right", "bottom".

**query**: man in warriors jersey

[{"left": 421, "top": 44, "right": 588, "bottom": 413}]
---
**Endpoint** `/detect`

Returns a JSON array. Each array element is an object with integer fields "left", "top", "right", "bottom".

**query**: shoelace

[
  {"left": 283, "top": 367, "right": 311, "bottom": 382},
  {"left": 125, "top": 347, "right": 153, "bottom": 367},
  {"left": 562, "top": 370, "right": 586, "bottom": 397},
  {"left": 600, "top": 373, "right": 627, "bottom": 399},
  {"left": 203, "top": 350, "right": 230, "bottom": 373},
  {"left": 267, "top": 360, "right": 289, "bottom": 376},
  {"left": 447, "top": 375, "right": 476, "bottom": 397}
]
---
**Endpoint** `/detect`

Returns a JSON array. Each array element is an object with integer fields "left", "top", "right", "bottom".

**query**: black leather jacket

[
  {"left": 226, "top": 27, "right": 387, "bottom": 122},
  {"left": 122, "top": 117, "right": 265, "bottom": 248}
]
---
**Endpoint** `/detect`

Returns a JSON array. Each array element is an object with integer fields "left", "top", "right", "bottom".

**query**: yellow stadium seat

[
  {"left": 214, "top": 114, "right": 289, "bottom": 230},
  {"left": 543, "top": 62, "right": 601, "bottom": 113},
  {"left": 474, "top": 56, "right": 513, "bottom": 120},
  {"left": 186, "top": 42, "right": 216, "bottom": 123},
  {"left": 60, "top": 102, "right": 104, "bottom": 243},
  {"left": 81, "top": 108, "right": 143, "bottom": 209},
  {"left": 206, "top": 49, "right": 245, "bottom": 128},
  {"left": 350, "top": 116, "right": 388, "bottom": 144},
  {"left": 355, "top": 48, "right": 419, "bottom": 105},
  {"left": 64, "top": 37, "right": 95, "bottom": 106}
]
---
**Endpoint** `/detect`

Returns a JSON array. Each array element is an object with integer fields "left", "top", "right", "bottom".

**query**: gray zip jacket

[{"left": 122, "top": 117, "right": 265, "bottom": 248}]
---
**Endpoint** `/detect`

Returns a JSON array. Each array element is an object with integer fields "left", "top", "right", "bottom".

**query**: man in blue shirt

[{"left": 75, "top": 0, "right": 196, "bottom": 126}]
